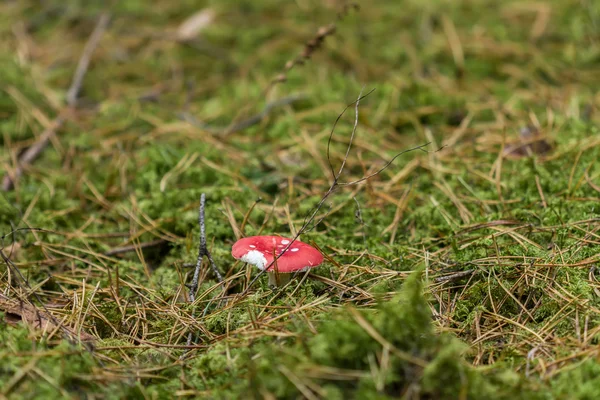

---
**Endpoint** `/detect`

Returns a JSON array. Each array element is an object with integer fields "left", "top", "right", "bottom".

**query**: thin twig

[
  {"left": 2, "top": 13, "right": 110, "bottom": 191},
  {"left": 186, "top": 193, "right": 223, "bottom": 347},
  {"left": 326, "top": 88, "right": 372, "bottom": 180}
]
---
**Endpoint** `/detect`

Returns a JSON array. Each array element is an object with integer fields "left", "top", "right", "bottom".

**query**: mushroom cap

[{"left": 232, "top": 235, "right": 323, "bottom": 273}]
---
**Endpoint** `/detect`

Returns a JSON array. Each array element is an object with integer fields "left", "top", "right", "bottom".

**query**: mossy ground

[{"left": 1, "top": 0, "right": 599, "bottom": 398}]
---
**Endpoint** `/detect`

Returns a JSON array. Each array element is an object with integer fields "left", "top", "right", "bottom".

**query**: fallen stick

[
  {"left": 185, "top": 193, "right": 223, "bottom": 347},
  {"left": 2, "top": 13, "right": 110, "bottom": 191}
]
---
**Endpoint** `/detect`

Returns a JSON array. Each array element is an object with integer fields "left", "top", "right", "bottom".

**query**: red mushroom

[{"left": 231, "top": 235, "right": 323, "bottom": 287}]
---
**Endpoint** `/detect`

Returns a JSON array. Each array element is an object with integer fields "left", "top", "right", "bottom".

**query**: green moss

[
  {"left": 0, "top": 314, "right": 128, "bottom": 398},
  {"left": 243, "top": 270, "right": 539, "bottom": 399},
  {"left": 548, "top": 359, "right": 600, "bottom": 400}
]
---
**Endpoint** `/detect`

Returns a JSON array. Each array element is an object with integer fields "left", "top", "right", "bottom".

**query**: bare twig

[
  {"left": 186, "top": 193, "right": 223, "bottom": 346},
  {"left": 2, "top": 13, "right": 110, "bottom": 191},
  {"left": 190, "top": 193, "right": 223, "bottom": 293}
]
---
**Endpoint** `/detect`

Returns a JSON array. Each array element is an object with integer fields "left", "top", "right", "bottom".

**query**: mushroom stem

[{"left": 267, "top": 272, "right": 292, "bottom": 287}]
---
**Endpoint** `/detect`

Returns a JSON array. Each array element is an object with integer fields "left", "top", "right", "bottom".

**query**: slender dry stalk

[{"left": 185, "top": 193, "right": 223, "bottom": 347}]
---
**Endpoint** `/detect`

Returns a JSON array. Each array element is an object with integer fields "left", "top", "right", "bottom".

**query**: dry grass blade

[{"left": 176, "top": 8, "right": 216, "bottom": 42}]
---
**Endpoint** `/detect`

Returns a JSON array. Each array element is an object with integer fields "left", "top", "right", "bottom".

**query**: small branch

[
  {"left": 327, "top": 86, "right": 370, "bottom": 180},
  {"left": 2, "top": 13, "right": 110, "bottom": 191},
  {"left": 186, "top": 193, "right": 223, "bottom": 347}
]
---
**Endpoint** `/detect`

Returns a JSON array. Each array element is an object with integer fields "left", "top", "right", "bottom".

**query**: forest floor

[{"left": 1, "top": 0, "right": 600, "bottom": 398}]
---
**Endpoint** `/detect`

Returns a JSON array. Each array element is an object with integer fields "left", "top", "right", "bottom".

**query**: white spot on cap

[
  {"left": 291, "top": 248, "right": 299, "bottom": 252},
  {"left": 240, "top": 250, "right": 268, "bottom": 270},
  {"left": 249, "top": 245, "right": 256, "bottom": 248},
  {"left": 281, "top": 239, "right": 290, "bottom": 245}
]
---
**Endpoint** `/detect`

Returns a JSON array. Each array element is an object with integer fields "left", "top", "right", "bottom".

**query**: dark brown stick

[{"left": 186, "top": 193, "right": 223, "bottom": 347}]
